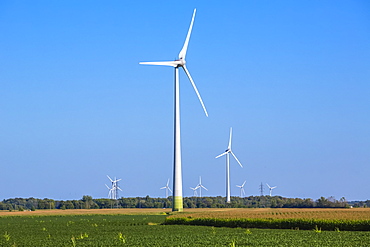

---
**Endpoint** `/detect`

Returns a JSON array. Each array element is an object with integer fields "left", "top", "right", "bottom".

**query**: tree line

[{"left": 0, "top": 195, "right": 364, "bottom": 211}]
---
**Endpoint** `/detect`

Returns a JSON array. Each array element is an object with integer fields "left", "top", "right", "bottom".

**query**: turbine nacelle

[{"left": 176, "top": 58, "right": 186, "bottom": 67}]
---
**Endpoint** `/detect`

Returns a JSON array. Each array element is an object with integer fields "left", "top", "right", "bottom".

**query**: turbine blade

[
  {"left": 168, "top": 187, "right": 172, "bottom": 193},
  {"left": 107, "top": 175, "right": 113, "bottom": 182},
  {"left": 117, "top": 187, "right": 123, "bottom": 191},
  {"left": 182, "top": 65, "right": 208, "bottom": 117},
  {"left": 215, "top": 152, "right": 228, "bottom": 159},
  {"left": 105, "top": 184, "right": 110, "bottom": 189},
  {"left": 202, "top": 185, "right": 208, "bottom": 191},
  {"left": 228, "top": 127, "right": 233, "bottom": 149},
  {"left": 242, "top": 181, "right": 246, "bottom": 187},
  {"left": 139, "top": 61, "right": 179, "bottom": 67},
  {"left": 178, "top": 9, "right": 196, "bottom": 60},
  {"left": 160, "top": 186, "right": 166, "bottom": 190},
  {"left": 266, "top": 183, "right": 271, "bottom": 189},
  {"left": 230, "top": 151, "right": 243, "bottom": 168}
]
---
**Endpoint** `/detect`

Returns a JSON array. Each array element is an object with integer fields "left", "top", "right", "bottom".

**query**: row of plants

[{"left": 164, "top": 217, "right": 370, "bottom": 231}]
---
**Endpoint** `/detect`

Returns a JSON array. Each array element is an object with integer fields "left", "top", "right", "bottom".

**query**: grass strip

[{"left": 164, "top": 217, "right": 370, "bottom": 231}]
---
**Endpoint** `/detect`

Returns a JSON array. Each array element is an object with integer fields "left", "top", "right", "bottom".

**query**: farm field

[
  {"left": 2, "top": 207, "right": 370, "bottom": 219},
  {"left": 1, "top": 214, "right": 370, "bottom": 246},
  {"left": 0, "top": 208, "right": 172, "bottom": 217},
  {"left": 169, "top": 207, "right": 370, "bottom": 220}
]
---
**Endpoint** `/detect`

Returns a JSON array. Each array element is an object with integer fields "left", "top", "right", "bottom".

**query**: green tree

[{"left": 82, "top": 195, "right": 93, "bottom": 209}]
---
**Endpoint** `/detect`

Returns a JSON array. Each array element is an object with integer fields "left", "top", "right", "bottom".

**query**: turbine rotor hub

[{"left": 175, "top": 58, "right": 186, "bottom": 67}]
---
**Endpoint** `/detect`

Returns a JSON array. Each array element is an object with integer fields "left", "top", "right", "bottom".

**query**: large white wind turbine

[
  {"left": 140, "top": 9, "right": 208, "bottom": 211},
  {"left": 196, "top": 176, "right": 208, "bottom": 198},
  {"left": 236, "top": 181, "right": 246, "bottom": 197},
  {"left": 216, "top": 127, "right": 243, "bottom": 203},
  {"left": 160, "top": 178, "right": 172, "bottom": 198},
  {"left": 266, "top": 183, "right": 277, "bottom": 196}
]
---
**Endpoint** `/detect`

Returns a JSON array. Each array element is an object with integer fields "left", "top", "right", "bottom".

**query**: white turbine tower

[
  {"left": 160, "top": 179, "right": 172, "bottom": 198},
  {"left": 140, "top": 9, "right": 208, "bottom": 212},
  {"left": 216, "top": 127, "right": 243, "bottom": 203},
  {"left": 236, "top": 181, "right": 246, "bottom": 197},
  {"left": 107, "top": 175, "right": 122, "bottom": 200},
  {"left": 196, "top": 176, "right": 208, "bottom": 198},
  {"left": 266, "top": 183, "right": 277, "bottom": 196}
]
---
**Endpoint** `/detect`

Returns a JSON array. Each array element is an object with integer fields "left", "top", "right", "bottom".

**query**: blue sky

[{"left": 1, "top": 1, "right": 369, "bottom": 201}]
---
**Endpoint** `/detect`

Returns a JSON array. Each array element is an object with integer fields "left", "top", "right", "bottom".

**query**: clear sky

[{"left": 1, "top": 1, "right": 369, "bottom": 201}]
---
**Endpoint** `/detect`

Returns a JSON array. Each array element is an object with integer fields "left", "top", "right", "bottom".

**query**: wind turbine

[
  {"left": 196, "top": 176, "right": 208, "bottom": 197},
  {"left": 216, "top": 127, "right": 243, "bottom": 203},
  {"left": 105, "top": 184, "right": 113, "bottom": 198},
  {"left": 107, "top": 175, "right": 122, "bottom": 200},
  {"left": 266, "top": 183, "right": 277, "bottom": 196},
  {"left": 140, "top": 9, "right": 208, "bottom": 212},
  {"left": 160, "top": 178, "right": 172, "bottom": 198},
  {"left": 236, "top": 181, "right": 246, "bottom": 197},
  {"left": 190, "top": 186, "right": 199, "bottom": 197}
]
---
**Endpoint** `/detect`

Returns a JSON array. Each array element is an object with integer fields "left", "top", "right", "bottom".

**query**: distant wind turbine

[
  {"left": 190, "top": 186, "right": 199, "bottom": 197},
  {"left": 236, "top": 181, "right": 246, "bottom": 197},
  {"left": 140, "top": 9, "right": 208, "bottom": 212},
  {"left": 196, "top": 176, "right": 208, "bottom": 197},
  {"left": 105, "top": 184, "right": 113, "bottom": 199},
  {"left": 106, "top": 175, "right": 122, "bottom": 200},
  {"left": 266, "top": 183, "right": 277, "bottom": 196},
  {"left": 160, "top": 179, "right": 172, "bottom": 198},
  {"left": 216, "top": 127, "right": 243, "bottom": 203}
]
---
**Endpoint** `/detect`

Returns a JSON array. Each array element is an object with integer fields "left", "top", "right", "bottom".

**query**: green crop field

[
  {"left": 165, "top": 208, "right": 370, "bottom": 231},
  {"left": 1, "top": 213, "right": 370, "bottom": 246}
]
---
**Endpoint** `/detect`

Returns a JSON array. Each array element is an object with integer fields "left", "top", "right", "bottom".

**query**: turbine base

[{"left": 172, "top": 196, "right": 183, "bottom": 212}]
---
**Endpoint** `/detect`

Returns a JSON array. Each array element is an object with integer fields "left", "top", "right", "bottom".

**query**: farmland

[
  {"left": 165, "top": 208, "right": 370, "bottom": 231},
  {"left": 0, "top": 208, "right": 370, "bottom": 246},
  {"left": 168, "top": 207, "right": 370, "bottom": 220},
  {"left": 3, "top": 207, "right": 370, "bottom": 219},
  {"left": 0, "top": 208, "right": 171, "bottom": 217}
]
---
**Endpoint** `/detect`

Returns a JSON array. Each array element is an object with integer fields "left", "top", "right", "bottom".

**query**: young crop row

[{"left": 164, "top": 217, "right": 370, "bottom": 231}]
